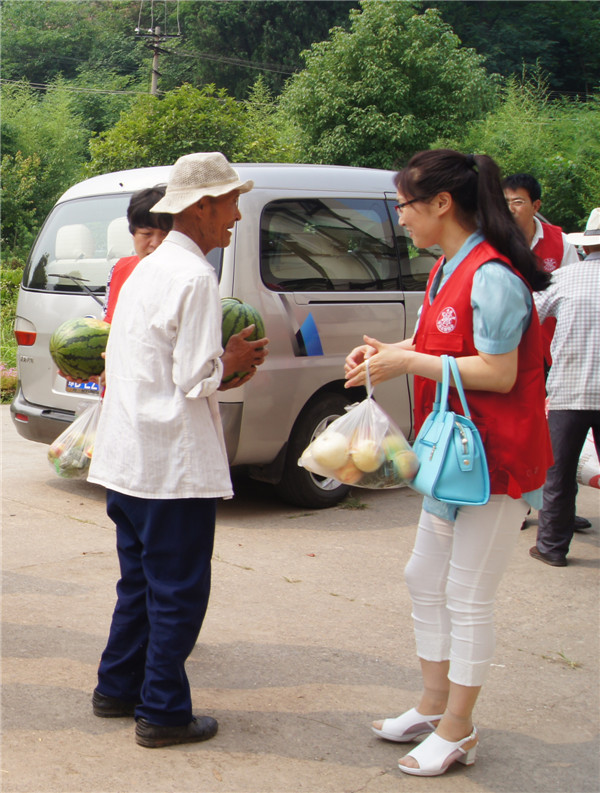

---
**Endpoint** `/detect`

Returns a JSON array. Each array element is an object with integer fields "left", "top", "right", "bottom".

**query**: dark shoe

[
  {"left": 529, "top": 546, "right": 567, "bottom": 567},
  {"left": 92, "top": 688, "right": 137, "bottom": 718},
  {"left": 520, "top": 508, "right": 532, "bottom": 530},
  {"left": 135, "top": 715, "right": 218, "bottom": 748},
  {"left": 574, "top": 515, "right": 592, "bottom": 532}
]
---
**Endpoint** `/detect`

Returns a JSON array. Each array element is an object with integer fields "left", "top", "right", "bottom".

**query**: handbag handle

[
  {"left": 437, "top": 355, "right": 472, "bottom": 419},
  {"left": 365, "top": 357, "right": 374, "bottom": 398}
]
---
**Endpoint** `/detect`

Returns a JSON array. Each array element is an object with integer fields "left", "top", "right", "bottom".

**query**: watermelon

[
  {"left": 49, "top": 317, "right": 110, "bottom": 380},
  {"left": 221, "top": 297, "right": 265, "bottom": 382}
]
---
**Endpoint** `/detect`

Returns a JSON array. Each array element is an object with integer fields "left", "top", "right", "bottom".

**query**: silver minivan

[{"left": 11, "top": 163, "right": 439, "bottom": 507}]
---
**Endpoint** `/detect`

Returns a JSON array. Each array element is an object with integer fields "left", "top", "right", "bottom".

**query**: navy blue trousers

[
  {"left": 97, "top": 490, "right": 216, "bottom": 726},
  {"left": 537, "top": 410, "right": 600, "bottom": 560}
]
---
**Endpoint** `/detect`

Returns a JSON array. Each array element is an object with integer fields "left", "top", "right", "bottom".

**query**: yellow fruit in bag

[
  {"left": 311, "top": 431, "right": 349, "bottom": 470},
  {"left": 351, "top": 439, "right": 385, "bottom": 472}
]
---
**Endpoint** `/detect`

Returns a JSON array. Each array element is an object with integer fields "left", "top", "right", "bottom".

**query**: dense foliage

[
  {"left": 0, "top": 0, "right": 357, "bottom": 101},
  {"left": 427, "top": 1, "right": 600, "bottom": 97},
  {"left": 160, "top": 1, "right": 358, "bottom": 97},
  {"left": 277, "top": 2, "right": 495, "bottom": 168},
  {"left": 438, "top": 74, "right": 600, "bottom": 229},
  {"left": 1, "top": 80, "right": 89, "bottom": 257},
  {"left": 86, "top": 82, "right": 293, "bottom": 175}
]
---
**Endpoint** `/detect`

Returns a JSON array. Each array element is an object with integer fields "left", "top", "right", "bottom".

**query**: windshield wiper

[{"left": 48, "top": 273, "right": 106, "bottom": 308}]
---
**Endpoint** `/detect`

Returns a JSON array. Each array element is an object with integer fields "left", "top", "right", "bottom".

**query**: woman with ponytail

[{"left": 344, "top": 149, "right": 552, "bottom": 777}]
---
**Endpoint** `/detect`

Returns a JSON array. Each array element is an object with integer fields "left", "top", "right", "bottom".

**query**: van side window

[
  {"left": 260, "top": 198, "right": 400, "bottom": 292},
  {"left": 387, "top": 199, "right": 441, "bottom": 291}
]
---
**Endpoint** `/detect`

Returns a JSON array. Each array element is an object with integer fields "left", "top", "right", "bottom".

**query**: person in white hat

[
  {"left": 565, "top": 206, "right": 600, "bottom": 260},
  {"left": 530, "top": 207, "right": 600, "bottom": 566},
  {"left": 88, "top": 152, "right": 268, "bottom": 747}
]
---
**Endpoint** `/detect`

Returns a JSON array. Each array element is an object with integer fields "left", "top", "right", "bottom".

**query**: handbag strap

[
  {"left": 365, "top": 358, "right": 374, "bottom": 398},
  {"left": 445, "top": 355, "right": 472, "bottom": 419}
]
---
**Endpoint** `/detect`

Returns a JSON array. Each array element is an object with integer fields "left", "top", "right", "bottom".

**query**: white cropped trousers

[{"left": 404, "top": 495, "right": 529, "bottom": 687}]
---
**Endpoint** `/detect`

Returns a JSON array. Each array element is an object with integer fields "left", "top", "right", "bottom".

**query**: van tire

[{"left": 276, "top": 392, "right": 353, "bottom": 509}]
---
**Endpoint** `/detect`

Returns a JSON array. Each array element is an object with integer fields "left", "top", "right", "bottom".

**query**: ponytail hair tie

[{"left": 465, "top": 153, "right": 478, "bottom": 172}]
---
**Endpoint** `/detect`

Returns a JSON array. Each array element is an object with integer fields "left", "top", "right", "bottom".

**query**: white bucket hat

[
  {"left": 150, "top": 152, "right": 253, "bottom": 214},
  {"left": 565, "top": 207, "right": 600, "bottom": 246}
]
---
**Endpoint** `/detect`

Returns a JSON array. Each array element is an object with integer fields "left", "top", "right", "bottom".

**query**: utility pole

[
  {"left": 135, "top": 25, "right": 181, "bottom": 95},
  {"left": 150, "top": 26, "right": 161, "bottom": 96}
]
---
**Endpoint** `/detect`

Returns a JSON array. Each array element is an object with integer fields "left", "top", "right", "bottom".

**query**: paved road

[{"left": 2, "top": 406, "right": 599, "bottom": 793}]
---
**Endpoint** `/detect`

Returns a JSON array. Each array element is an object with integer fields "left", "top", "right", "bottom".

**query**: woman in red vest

[
  {"left": 345, "top": 149, "right": 553, "bottom": 777},
  {"left": 104, "top": 187, "right": 172, "bottom": 323}
]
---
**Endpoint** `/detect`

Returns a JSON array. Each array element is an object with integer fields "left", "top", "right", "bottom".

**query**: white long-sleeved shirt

[{"left": 88, "top": 231, "right": 233, "bottom": 499}]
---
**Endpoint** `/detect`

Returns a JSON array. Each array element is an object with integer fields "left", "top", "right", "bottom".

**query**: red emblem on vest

[
  {"left": 542, "top": 257, "right": 558, "bottom": 273},
  {"left": 436, "top": 306, "right": 457, "bottom": 333}
]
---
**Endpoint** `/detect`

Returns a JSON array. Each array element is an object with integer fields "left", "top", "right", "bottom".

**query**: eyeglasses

[
  {"left": 394, "top": 198, "right": 423, "bottom": 214},
  {"left": 505, "top": 198, "right": 528, "bottom": 208}
]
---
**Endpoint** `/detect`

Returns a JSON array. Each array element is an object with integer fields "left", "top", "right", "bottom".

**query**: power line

[
  {"left": 0, "top": 79, "right": 150, "bottom": 97},
  {"left": 166, "top": 47, "right": 294, "bottom": 76}
]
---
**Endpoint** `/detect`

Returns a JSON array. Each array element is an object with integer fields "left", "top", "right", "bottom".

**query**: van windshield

[
  {"left": 23, "top": 195, "right": 133, "bottom": 296},
  {"left": 22, "top": 194, "right": 222, "bottom": 296}
]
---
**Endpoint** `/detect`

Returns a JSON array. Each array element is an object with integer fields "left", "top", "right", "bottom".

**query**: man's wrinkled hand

[
  {"left": 220, "top": 325, "right": 269, "bottom": 388},
  {"left": 56, "top": 351, "right": 106, "bottom": 387}
]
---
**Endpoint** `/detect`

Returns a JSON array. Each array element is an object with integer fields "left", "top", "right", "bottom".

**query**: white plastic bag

[
  {"left": 48, "top": 400, "right": 101, "bottom": 479},
  {"left": 298, "top": 364, "right": 419, "bottom": 489},
  {"left": 577, "top": 430, "right": 600, "bottom": 489}
]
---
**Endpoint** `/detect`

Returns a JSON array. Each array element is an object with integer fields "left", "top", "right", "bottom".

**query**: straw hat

[
  {"left": 565, "top": 207, "right": 600, "bottom": 246},
  {"left": 150, "top": 152, "right": 253, "bottom": 214}
]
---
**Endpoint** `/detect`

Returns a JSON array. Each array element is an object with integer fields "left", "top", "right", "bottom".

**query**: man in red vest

[
  {"left": 502, "top": 173, "right": 579, "bottom": 275},
  {"left": 503, "top": 173, "right": 590, "bottom": 534},
  {"left": 502, "top": 175, "right": 579, "bottom": 363}
]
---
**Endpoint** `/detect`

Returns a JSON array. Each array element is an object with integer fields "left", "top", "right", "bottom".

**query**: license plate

[{"left": 66, "top": 380, "right": 100, "bottom": 393}]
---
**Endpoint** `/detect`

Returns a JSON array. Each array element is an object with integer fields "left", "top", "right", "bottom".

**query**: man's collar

[{"left": 530, "top": 216, "right": 543, "bottom": 250}]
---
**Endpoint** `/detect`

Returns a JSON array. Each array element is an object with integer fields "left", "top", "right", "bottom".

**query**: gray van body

[{"left": 11, "top": 163, "right": 439, "bottom": 507}]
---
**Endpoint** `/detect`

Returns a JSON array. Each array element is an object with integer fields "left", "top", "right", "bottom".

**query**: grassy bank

[{"left": 1, "top": 255, "right": 24, "bottom": 403}]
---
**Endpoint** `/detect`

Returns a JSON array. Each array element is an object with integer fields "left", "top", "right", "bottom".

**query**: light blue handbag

[{"left": 410, "top": 355, "right": 490, "bottom": 506}]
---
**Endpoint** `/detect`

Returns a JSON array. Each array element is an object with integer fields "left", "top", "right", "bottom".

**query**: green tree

[
  {"left": 0, "top": 151, "right": 41, "bottom": 255},
  {"left": 1, "top": 0, "right": 147, "bottom": 86},
  {"left": 437, "top": 73, "right": 600, "bottom": 230},
  {"left": 1, "top": 80, "right": 89, "bottom": 255},
  {"left": 425, "top": 1, "right": 600, "bottom": 97},
  {"left": 159, "top": 1, "right": 358, "bottom": 98},
  {"left": 69, "top": 66, "right": 143, "bottom": 134},
  {"left": 241, "top": 77, "right": 297, "bottom": 163},
  {"left": 85, "top": 83, "right": 289, "bottom": 175},
  {"left": 1, "top": 0, "right": 358, "bottom": 101},
  {"left": 277, "top": 1, "right": 496, "bottom": 168}
]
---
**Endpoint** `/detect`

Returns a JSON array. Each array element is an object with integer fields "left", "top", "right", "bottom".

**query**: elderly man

[
  {"left": 529, "top": 208, "right": 600, "bottom": 566},
  {"left": 88, "top": 152, "right": 268, "bottom": 747}
]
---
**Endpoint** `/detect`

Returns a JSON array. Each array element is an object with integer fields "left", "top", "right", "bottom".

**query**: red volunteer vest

[
  {"left": 533, "top": 222, "right": 564, "bottom": 365},
  {"left": 533, "top": 222, "right": 563, "bottom": 273},
  {"left": 104, "top": 256, "right": 139, "bottom": 324},
  {"left": 413, "top": 241, "right": 552, "bottom": 498}
]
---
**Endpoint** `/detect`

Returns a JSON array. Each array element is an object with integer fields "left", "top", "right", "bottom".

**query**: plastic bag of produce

[
  {"left": 298, "top": 364, "right": 419, "bottom": 489},
  {"left": 48, "top": 400, "right": 101, "bottom": 479}
]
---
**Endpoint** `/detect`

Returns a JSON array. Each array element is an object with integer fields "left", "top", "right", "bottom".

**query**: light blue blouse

[{"left": 418, "top": 232, "right": 543, "bottom": 520}]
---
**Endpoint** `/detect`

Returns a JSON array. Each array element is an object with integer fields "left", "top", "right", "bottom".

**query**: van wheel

[{"left": 276, "top": 393, "right": 353, "bottom": 509}]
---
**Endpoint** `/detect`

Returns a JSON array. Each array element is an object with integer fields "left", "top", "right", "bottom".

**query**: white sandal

[
  {"left": 398, "top": 726, "right": 478, "bottom": 776},
  {"left": 371, "top": 707, "right": 444, "bottom": 743}
]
